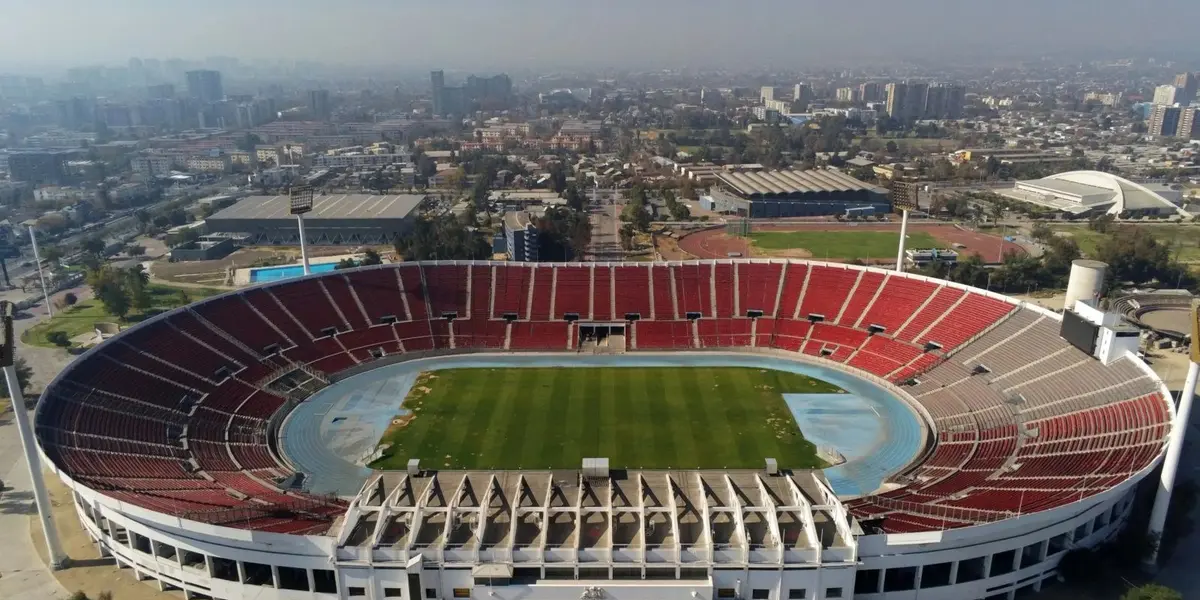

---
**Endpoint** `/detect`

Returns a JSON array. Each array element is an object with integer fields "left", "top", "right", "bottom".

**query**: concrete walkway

[{"left": 0, "top": 408, "right": 68, "bottom": 600}]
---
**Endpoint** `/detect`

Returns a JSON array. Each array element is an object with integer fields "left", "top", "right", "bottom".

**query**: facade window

[
  {"left": 990, "top": 549, "right": 1017, "bottom": 576},
  {"left": 826, "top": 587, "right": 843, "bottom": 599},
  {"left": 752, "top": 589, "right": 770, "bottom": 600},
  {"left": 384, "top": 588, "right": 404, "bottom": 598},
  {"left": 788, "top": 590, "right": 807, "bottom": 599},
  {"left": 349, "top": 587, "right": 366, "bottom": 597},
  {"left": 958, "top": 556, "right": 986, "bottom": 583},
  {"left": 1020, "top": 542, "right": 1043, "bottom": 569},
  {"left": 1048, "top": 533, "right": 1069, "bottom": 556},
  {"left": 855, "top": 569, "right": 880, "bottom": 593},
  {"left": 884, "top": 566, "right": 917, "bottom": 592},
  {"left": 277, "top": 566, "right": 310, "bottom": 591},
  {"left": 453, "top": 590, "right": 471, "bottom": 599},
  {"left": 920, "top": 562, "right": 952, "bottom": 588},
  {"left": 426, "top": 589, "right": 438, "bottom": 599},
  {"left": 718, "top": 589, "right": 737, "bottom": 598},
  {"left": 314, "top": 570, "right": 338, "bottom": 594}
]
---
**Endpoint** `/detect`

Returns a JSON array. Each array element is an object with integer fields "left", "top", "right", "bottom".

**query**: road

[{"left": 586, "top": 190, "right": 625, "bottom": 262}]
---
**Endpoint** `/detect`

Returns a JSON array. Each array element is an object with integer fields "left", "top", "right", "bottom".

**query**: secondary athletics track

[{"left": 678, "top": 221, "right": 1026, "bottom": 263}]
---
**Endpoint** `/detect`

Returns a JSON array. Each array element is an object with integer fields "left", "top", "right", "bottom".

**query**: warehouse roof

[
  {"left": 208, "top": 194, "right": 424, "bottom": 221},
  {"left": 716, "top": 169, "right": 883, "bottom": 197}
]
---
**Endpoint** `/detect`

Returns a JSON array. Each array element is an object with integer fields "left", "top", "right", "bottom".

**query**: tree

[
  {"left": 619, "top": 223, "right": 636, "bottom": 251},
  {"left": 361, "top": 249, "right": 383, "bottom": 266},
  {"left": 80, "top": 236, "right": 106, "bottom": 257},
  {"left": 1122, "top": 584, "right": 1182, "bottom": 600},
  {"left": 564, "top": 184, "right": 586, "bottom": 212},
  {"left": 124, "top": 266, "right": 151, "bottom": 313},
  {"left": 237, "top": 132, "right": 263, "bottom": 152},
  {"left": 1029, "top": 222, "right": 1054, "bottom": 243},
  {"left": 87, "top": 267, "right": 131, "bottom": 319},
  {"left": 40, "top": 245, "right": 64, "bottom": 264},
  {"left": 335, "top": 257, "right": 359, "bottom": 270},
  {"left": 125, "top": 244, "right": 146, "bottom": 257},
  {"left": 63, "top": 292, "right": 78, "bottom": 306},
  {"left": 0, "top": 357, "right": 32, "bottom": 399},
  {"left": 47, "top": 331, "right": 71, "bottom": 347},
  {"left": 885, "top": 140, "right": 899, "bottom": 153}
]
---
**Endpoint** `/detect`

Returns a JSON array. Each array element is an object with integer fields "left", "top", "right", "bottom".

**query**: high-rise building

[
  {"left": 760, "top": 86, "right": 779, "bottom": 103},
  {"left": 943, "top": 85, "right": 967, "bottom": 119},
  {"left": 308, "top": 89, "right": 331, "bottom": 120},
  {"left": 430, "top": 70, "right": 445, "bottom": 116},
  {"left": 923, "top": 85, "right": 946, "bottom": 119},
  {"left": 1176, "top": 107, "right": 1199, "bottom": 140},
  {"left": 859, "top": 82, "right": 883, "bottom": 103},
  {"left": 146, "top": 83, "right": 175, "bottom": 100},
  {"left": 1149, "top": 104, "right": 1182, "bottom": 137},
  {"left": 7, "top": 150, "right": 78, "bottom": 184},
  {"left": 885, "top": 83, "right": 907, "bottom": 119},
  {"left": 1153, "top": 85, "right": 1180, "bottom": 106},
  {"left": 836, "top": 87, "right": 856, "bottom": 103},
  {"left": 905, "top": 83, "right": 929, "bottom": 119},
  {"left": 185, "top": 70, "right": 223, "bottom": 103},
  {"left": 1174, "top": 72, "right": 1197, "bottom": 105},
  {"left": 793, "top": 83, "right": 812, "bottom": 104},
  {"left": 466, "top": 74, "right": 512, "bottom": 104}
]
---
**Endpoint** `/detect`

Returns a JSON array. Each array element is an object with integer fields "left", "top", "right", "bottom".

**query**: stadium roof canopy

[
  {"left": 1004, "top": 170, "right": 1188, "bottom": 216},
  {"left": 716, "top": 168, "right": 883, "bottom": 198},
  {"left": 209, "top": 193, "right": 423, "bottom": 222}
]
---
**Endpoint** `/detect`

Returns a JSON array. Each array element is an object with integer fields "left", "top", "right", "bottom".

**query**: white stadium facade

[
  {"left": 1000, "top": 170, "right": 1189, "bottom": 217},
  {"left": 21, "top": 259, "right": 1189, "bottom": 600}
]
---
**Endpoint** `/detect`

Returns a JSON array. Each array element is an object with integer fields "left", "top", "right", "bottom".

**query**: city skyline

[{"left": 2, "top": 0, "right": 1200, "bottom": 72}]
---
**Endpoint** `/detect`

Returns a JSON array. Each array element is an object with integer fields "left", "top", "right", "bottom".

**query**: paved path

[{"left": 586, "top": 195, "right": 624, "bottom": 262}]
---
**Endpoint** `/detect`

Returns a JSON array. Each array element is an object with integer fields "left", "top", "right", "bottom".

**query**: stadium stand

[{"left": 35, "top": 260, "right": 1171, "bottom": 539}]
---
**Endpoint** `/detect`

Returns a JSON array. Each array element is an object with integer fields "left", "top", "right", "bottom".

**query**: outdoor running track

[{"left": 678, "top": 222, "right": 1026, "bottom": 263}]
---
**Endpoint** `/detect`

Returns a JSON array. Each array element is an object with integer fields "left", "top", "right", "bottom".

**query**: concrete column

[
  {"left": 307, "top": 568, "right": 316, "bottom": 593},
  {"left": 1146, "top": 359, "right": 1199, "bottom": 567},
  {"left": 948, "top": 561, "right": 959, "bottom": 585}
]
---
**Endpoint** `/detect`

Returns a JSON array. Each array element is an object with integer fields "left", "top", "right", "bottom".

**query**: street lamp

[
  {"left": 23, "top": 221, "right": 52, "bottom": 318},
  {"left": 0, "top": 302, "right": 66, "bottom": 568},
  {"left": 289, "top": 185, "right": 314, "bottom": 275}
]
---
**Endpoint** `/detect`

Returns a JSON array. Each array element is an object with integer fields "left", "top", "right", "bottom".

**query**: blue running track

[{"left": 281, "top": 353, "right": 926, "bottom": 497}]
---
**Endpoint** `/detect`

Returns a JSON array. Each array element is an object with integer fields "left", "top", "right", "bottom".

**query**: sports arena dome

[
  {"left": 34, "top": 260, "right": 1171, "bottom": 600},
  {"left": 1009, "top": 170, "right": 1188, "bottom": 216}
]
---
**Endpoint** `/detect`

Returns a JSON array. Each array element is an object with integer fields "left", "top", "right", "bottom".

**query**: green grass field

[
  {"left": 21, "top": 283, "right": 223, "bottom": 348},
  {"left": 370, "top": 367, "right": 842, "bottom": 470},
  {"left": 1051, "top": 224, "right": 1200, "bottom": 263},
  {"left": 749, "top": 230, "right": 940, "bottom": 259}
]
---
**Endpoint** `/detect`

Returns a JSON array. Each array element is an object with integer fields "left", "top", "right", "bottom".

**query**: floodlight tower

[
  {"left": 23, "top": 220, "right": 52, "bottom": 318},
  {"left": 289, "top": 185, "right": 314, "bottom": 275},
  {"left": 1146, "top": 299, "right": 1200, "bottom": 567},
  {"left": 890, "top": 181, "right": 920, "bottom": 272},
  {"left": 0, "top": 302, "right": 66, "bottom": 568}
]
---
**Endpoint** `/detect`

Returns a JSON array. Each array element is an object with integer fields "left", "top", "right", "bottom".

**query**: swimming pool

[
  {"left": 249, "top": 261, "right": 339, "bottom": 283},
  {"left": 280, "top": 352, "right": 928, "bottom": 497}
]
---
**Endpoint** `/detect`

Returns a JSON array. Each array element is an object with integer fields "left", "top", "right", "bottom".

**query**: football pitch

[
  {"left": 370, "top": 367, "right": 841, "bottom": 471},
  {"left": 749, "top": 230, "right": 940, "bottom": 259}
]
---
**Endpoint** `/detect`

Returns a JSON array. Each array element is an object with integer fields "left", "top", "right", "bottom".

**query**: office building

[
  {"left": 186, "top": 70, "right": 224, "bottom": 103},
  {"left": 859, "top": 82, "right": 883, "bottom": 103},
  {"left": 147, "top": 83, "right": 175, "bottom": 99},
  {"left": 6, "top": 150, "right": 79, "bottom": 184},
  {"left": 1153, "top": 85, "right": 1180, "bottom": 106},
  {"left": 503, "top": 211, "right": 539, "bottom": 261},
  {"left": 836, "top": 87, "right": 856, "bottom": 103},
  {"left": 760, "top": 86, "right": 780, "bottom": 104},
  {"left": 906, "top": 82, "right": 929, "bottom": 119},
  {"left": 431, "top": 69, "right": 506, "bottom": 116},
  {"left": 465, "top": 74, "right": 512, "bottom": 103},
  {"left": 308, "top": 89, "right": 332, "bottom": 120},
  {"left": 1149, "top": 104, "right": 1183, "bottom": 137},
  {"left": 131, "top": 155, "right": 172, "bottom": 179},
  {"left": 1174, "top": 72, "right": 1197, "bottom": 105}
]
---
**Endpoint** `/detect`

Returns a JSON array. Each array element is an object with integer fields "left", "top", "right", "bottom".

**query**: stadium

[{"left": 31, "top": 260, "right": 1173, "bottom": 600}]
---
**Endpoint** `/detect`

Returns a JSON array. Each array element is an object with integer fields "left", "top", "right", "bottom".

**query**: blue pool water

[
  {"left": 281, "top": 352, "right": 927, "bottom": 497},
  {"left": 249, "top": 261, "right": 339, "bottom": 282}
]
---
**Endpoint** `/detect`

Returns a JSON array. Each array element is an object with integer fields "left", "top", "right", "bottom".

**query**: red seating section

[{"left": 36, "top": 260, "right": 1170, "bottom": 537}]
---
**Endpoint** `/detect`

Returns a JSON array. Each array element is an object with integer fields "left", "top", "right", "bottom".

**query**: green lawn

[
  {"left": 749, "top": 230, "right": 941, "bottom": 259},
  {"left": 370, "top": 367, "right": 841, "bottom": 470},
  {"left": 21, "top": 283, "right": 224, "bottom": 348},
  {"left": 1052, "top": 224, "right": 1200, "bottom": 263}
]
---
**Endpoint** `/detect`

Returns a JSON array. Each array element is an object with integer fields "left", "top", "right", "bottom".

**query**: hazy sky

[{"left": 2, "top": 0, "right": 1199, "bottom": 71}]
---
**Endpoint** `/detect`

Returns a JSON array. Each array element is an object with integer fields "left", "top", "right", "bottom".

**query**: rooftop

[
  {"left": 717, "top": 169, "right": 883, "bottom": 197},
  {"left": 208, "top": 193, "right": 424, "bottom": 221}
]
